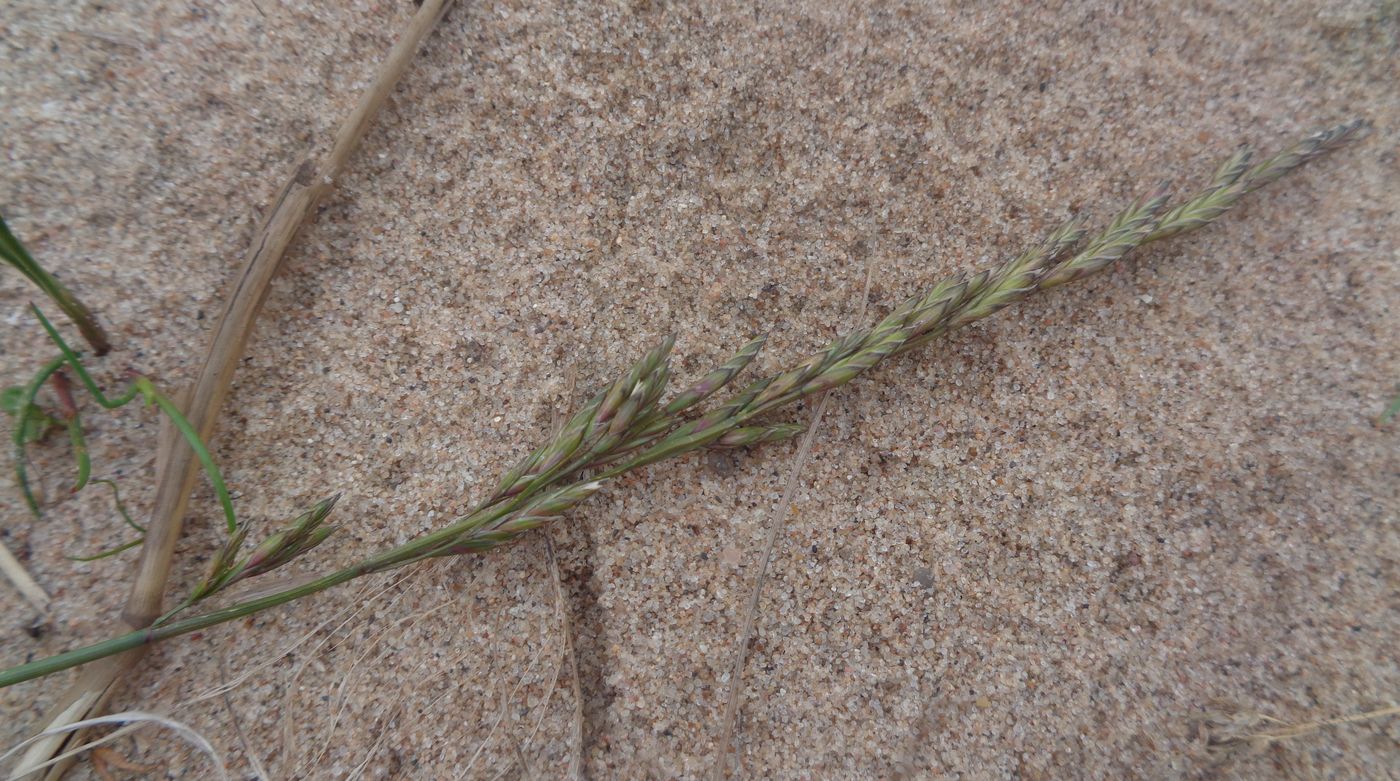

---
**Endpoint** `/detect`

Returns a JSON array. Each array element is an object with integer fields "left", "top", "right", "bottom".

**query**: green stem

[
  {"left": 95, "top": 478, "right": 145, "bottom": 534},
  {"left": 0, "top": 215, "right": 111, "bottom": 355},
  {"left": 31, "top": 307, "right": 138, "bottom": 410},
  {"left": 141, "top": 382, "right": 237, "bottom": 534},
  {"left": 0, "top": 566, "right": 362, "bottom": 687},
  {"left": 0, "top": 121, "right": 1362, "bottom": 690},
  {"left": 12, "top": 355, "right": 66, "bottom": 515},
  {"left": 0, "top": 494, "right": 529, "bottom": 687},
  {"left": 65, "top": 413, "right": 90, "bottom": 492},
  {"left": 66, "top": 536, "right": 145, "bottom": 563}
]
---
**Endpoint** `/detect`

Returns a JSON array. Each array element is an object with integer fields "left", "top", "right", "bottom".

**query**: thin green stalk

[
  {"left": 30, "top": 308, "right": 140, "bottom": 410},
  {"left": 95, "top": 478, "right": 145, "bottom": 535},
  {"left": 66, "top": 537, "right": 145, "bottom": 563},
  {"left": 0, "top": 214, "right": 111, "bottom": 355},
  {"left": 65, "top": 413, "right": 90, "bottom": 493},
  {"left": 10, "top": 355, "right": 66, "bottom": 515},
  {"left": 0, "top": 120, "right": 1363, "bottom": 689},
  {"left": 62, "top": 478, "right": 149, "bottom": 562},
  {"left": 0, "top": 566, "right": 365, "bottom": 685},
  {"left": 1379, "top": 392, "right": 1400, "bottom": 425}
]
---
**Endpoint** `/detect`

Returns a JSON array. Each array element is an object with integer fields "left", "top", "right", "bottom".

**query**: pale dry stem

[
  {"left": 546, "top": 367, "right": 587, "bottom": 780},
  {"left": 217, "top": 654, "right": 270, "bottom": 781},
  {"left": 0, "top": 541, "right": 49, "bottom": 614},
  {"left": 1204, "top": 702, "right": 1400, "bottom": 758},
  {"left": 712, "top": 261, "right": 874, "bottom": 779}
]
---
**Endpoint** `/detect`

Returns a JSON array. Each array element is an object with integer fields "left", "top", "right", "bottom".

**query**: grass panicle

[{"left": 0, "top": 120, "right": 1363, "bottom": 689}]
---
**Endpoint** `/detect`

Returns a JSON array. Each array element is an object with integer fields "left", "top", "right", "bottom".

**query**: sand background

[{"left": 1, "top": 1, "right": 1397, "bottom": 778}]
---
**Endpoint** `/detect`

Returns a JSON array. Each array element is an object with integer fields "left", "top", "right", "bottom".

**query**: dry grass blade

[
  {"left": 0, "top": 541, "right": 50, "bottom": 614},
  {"left": 277, "top": 567, "right": 425, "bottom": 775},
  {"left": 298, "top": 568, "right": 456, "bottom": 776},
  {"left": 545, "top": 369, "right": 587, "bottom": 780},
  {"left": 711, "top": 395, "right": 831, "bottom": 780},
  {"left": 216, "top": 656, "right": 270, "bottom": 781},
  {"left": 545, "top": 536, "right": 585, "bottom": 781},
  {"left": 1, "top": 712, "right": 226, "bottom": 781},
  {"left": 457, "top": 642, "right": 548, "bottom": 780},
  {"left": 1203, "top": 702, "right": 1400, "bottom": 758}
]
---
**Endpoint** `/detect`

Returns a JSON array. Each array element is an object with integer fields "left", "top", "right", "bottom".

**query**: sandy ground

[{"left": 1, "top": 1, "right": 1397, "bottom": 778}]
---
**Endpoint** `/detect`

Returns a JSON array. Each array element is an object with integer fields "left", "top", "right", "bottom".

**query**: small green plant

[
  {"left": 0, "top": 119, "right": 1363, "bottom": 688},
  {"left": 1, "top": 212, "right": 140, "bottom": 555},
  {"left": 4, "top": 305, "right": 275, "bottom": 560},
  {"left": 27, "top": 306, "right": 244, "bottom": 534}
]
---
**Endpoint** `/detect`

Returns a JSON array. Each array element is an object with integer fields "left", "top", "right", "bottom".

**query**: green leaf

[
  {"left": 0, "top": 386, "right": 24, "bottom": 414},
  {"left": 2, "top": 384, "right": 58, "bottom": 445}
]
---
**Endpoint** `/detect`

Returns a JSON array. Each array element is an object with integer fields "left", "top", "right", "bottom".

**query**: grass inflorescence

[{"left": 0, "top": 119, "right": 1364, "bottom": 688}]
